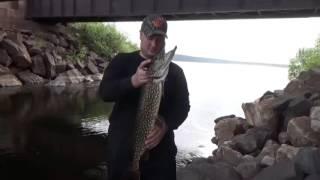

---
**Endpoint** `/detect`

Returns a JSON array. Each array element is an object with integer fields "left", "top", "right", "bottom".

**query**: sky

[{"left": 112, "top": 17, "right": 320, "bottom": 65}]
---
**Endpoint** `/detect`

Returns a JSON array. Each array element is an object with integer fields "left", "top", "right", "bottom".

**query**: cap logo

[{"left": 152, "top": 17, "right": 165, "bottom": 29}]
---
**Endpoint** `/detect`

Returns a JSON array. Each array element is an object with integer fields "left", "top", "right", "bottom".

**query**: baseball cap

[{"left": 140, "top": 15, "right": 168, "bottom": 38}]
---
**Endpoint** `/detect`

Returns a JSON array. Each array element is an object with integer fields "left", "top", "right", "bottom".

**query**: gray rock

[
  {"left": 93, "top": 56, "right": 105, "bottom": 64},
  {"left": 86, "top": 60, "right": 99, "bottom": 74},
  {"left": 242, "top": 92, "right": 280, "bottom": 132},
  {"left": 178, "top": 161, "right": 241, "bottom": 180},
  {"left": 17, "top": 70, "right": 46, "bottom": 85},
  {"left": 257, "top": 140, "right": 280, "bottom": 162},
  {"left": 276, "top": 144, "right": 299, "bottom": 163},
  {"left": 294, "top": 147, "right": 320, "bottom": 175},
  {"left": 282, "top": 97, "right": 312, "bottom": 130},
  {"left": 214, "top": 116, "right": 248, "bottom": 145},
  {"left": 253, "top": 160, "right": 303, "bottom": 180},
  {"left": 56, "top": 61, "right": 67, "bottom": 74},
  {"left": 66, "top": 63, "right": 75, "bottom": 70},
  {"left": 0, "top": 74, "right": 22, "bottom": 87},
  {"left": 0, "top": 49, "right": 12, "bottom": 67},
  {"left": 284, "top": 68, "right": 320, "bottom": 96},
  {"left": 310, "top": 106, "right": 320, "bottom": 132},
  {"left": 261, "top": 155, "right": 275, "bottom": 167},
  {"left": 232, "top": 127, "right": 272, "bottom": 154},
  {"left": 31, "top": 55, "right": 46, "bottom": 77},
  {"left": 236, "top": 160, "right": 261, "bottom": 179},
  {"left": 0, "top": 64, "right": 10, "bottom": 75},
  {"left": 0, "top": 31, "right": 7, "bottom": 42},
  {"left": 47, "top": 69, "right": 85, "bottom": 86},
  {"left": 56, "top": 46, "right": 67, "bottom": 54},
  {"left": 23, "top": 38, "right": 36, "bottom": 49},
  {"left": 278, "top": 131, "right": 290, "bottom": 144},
  {"left": 43, "top": 33, "right": 60, "bottom": 45},
  {"left": 44, "top": 51, "right": 56, "bottom": 79},
  {"left": 213, "top": 146, "right": 243, "bottom": 167},
  {"left": 232, "top": 133, "right": 257, "bottom": 154},
  {"left": 1, "top": 33, "right": 32, "bottom": 68},
  {"left": 305, "top": 174, "right": 320, "bottom": 180},
  {"left": 29, "top": 47, "right": 42, "bottom": 56},
  {"left": 287, "top": 116, "right": 320, "bottom": 147},
  {"left": 75, "top": 59, "right": 85, "bottom": 69},
  {"left": 214, "top": 114, "right": 236, "bottom": 124},
  {"left": 90, "top": 73, "right": 103, "bottom": 81},
  {"left": 97, "top": 62, "right": 109, "bottom": 69},
  {"left": 59, "top": 36, "right": 69, "bottom": 48}
]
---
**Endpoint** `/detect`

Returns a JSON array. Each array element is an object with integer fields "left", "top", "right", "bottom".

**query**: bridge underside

[{"left": 26, "top": 0, "right": 320, "bottom": 22}]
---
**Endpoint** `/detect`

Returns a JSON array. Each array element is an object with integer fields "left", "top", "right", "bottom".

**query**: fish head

[{"left": 149, "top": 46, "right": 177, "bottom": 80}]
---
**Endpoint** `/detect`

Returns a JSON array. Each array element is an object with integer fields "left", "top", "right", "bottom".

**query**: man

[{"left": 99, "top": 15, "right": 190, "bottom": 180}]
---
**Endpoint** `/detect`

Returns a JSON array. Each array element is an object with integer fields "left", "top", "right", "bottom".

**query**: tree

[
  {"left": 72, "top": 23, "right": 138, "bottom": 60},
  {"left": 288, "top": 37, "right": 320, "bottom": 80}
]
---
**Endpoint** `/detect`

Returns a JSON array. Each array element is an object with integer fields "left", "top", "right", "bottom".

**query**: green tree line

[
  {"left": 70, "top": 22, "right": 138, "bottom": 61},
  {"left": 289, "top": 37, "right": 320, "bottom": 80}
]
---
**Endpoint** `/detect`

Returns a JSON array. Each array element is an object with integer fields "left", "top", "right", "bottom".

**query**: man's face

[{"left": 140, "top": 32, "right": 165, "bottom": 59}]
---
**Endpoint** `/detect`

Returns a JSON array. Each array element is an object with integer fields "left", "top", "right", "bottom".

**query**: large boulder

[
  {"left": 284, "top": 68, "right": 320, "bottom": 96},
  {"left": 0, "top": 31, "right": 6, "bottom": 41},
  {"left": 214, "top": 116, "right": 249, "bottom": 145},
  {"left": 0, "top": 74, "right": 22, "bottom": 87},
  {"left": 1, "top": 33, "right": 32, "bottom": 68},
  {"left": 47, "top": 69, "right": 85, "bottom": 86},
  {"left": 31, "top": 54, "right": 46, "bottom": 77},
  {"left": 44, "top": 51, "right": 56, "bottom": 79},
  {"left": 310, "top": 106, "right": 320, "bottom": 133},
  {"left": 0, "top": 49, "right": 12, "bottom": 67},
  {"left": 86, "top": 60, "right": 99, "bottom": 74},
  {"left": 281, "top": 97, "right": 312, "bottom": 130},
  {"left": 294, "top": 147, "right": 320, "bottom": 175},
  {"left": 212, "top": 146, "right": 243, "bottom": 167},
  {"left": 257, "top": 140, "right": 280, "bottom": 163},
  {"left": 235, "top": 160, "right": 261, "bottom": 179},
  {"left": 17, "top": 70, "right": 46, "bottom": 85},
  {"left": 253, "top": 160, "right": 303, "bottom": 180},
  {"left": 231, "top": 127, "right": 272, "bottom": 154},
  {"left": 0, "top": 64, "right": 10, "bottom": 75},
  {"left": 178, "top": 161, "right": 242, "bottom": 180},
  {"left": 287, "top": 116, "right": 320, "bottom": 147},
  {"left": 242, "top": 91, "right": 288, "bottom": 132},
  {"left": 276, "top": 144, "right": 300, "bottom": 162}
]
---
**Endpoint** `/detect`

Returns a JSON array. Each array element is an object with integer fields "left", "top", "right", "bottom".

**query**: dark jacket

[{"left": 99, "top": 50, "right": 190, "bottom": 178}]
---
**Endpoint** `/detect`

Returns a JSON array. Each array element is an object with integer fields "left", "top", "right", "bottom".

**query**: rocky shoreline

[
  {"left": 177, "top": 69, "right": 320, "bottom": 180},
  {"left": 0, "top": 24, "right": 106, "bottom": 87}
]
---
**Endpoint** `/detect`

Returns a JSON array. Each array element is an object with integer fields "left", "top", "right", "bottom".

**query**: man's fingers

[{"left": 138, "top": 59, "right": 152, "bottom": 69}]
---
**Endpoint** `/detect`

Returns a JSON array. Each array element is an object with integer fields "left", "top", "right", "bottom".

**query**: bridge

[{"left": 2, "top": 0, "right": 320, "bottom": 22}]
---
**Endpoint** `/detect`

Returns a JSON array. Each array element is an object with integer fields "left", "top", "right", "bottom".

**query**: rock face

[
  {"left": 0, "top": 24, "right": 109, "bottom": 88},
  {"left": 178, "top": 68, "right": 320, "bottom": 180},
  {"left": 1, "top": 33, "right": 32, "bottom": 68},
  {"left": 0, "top": 74, "right": 22, "bottom": 87}
]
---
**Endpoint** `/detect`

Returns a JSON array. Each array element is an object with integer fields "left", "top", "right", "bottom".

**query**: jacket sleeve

[
  {"left": 98, "top": 54, "right": 138, "bottom": 102},
  {"left": 162, "top": 67, "right": 190, "bottom": 130}
]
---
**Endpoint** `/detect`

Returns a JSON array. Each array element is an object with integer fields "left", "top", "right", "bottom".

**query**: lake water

[{"left": 0, "top": 62, "right": 289, "bottom": 179}]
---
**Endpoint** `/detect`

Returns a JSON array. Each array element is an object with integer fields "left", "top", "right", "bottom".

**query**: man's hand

[
  {"left": 131, "top": 59, "right": 153, "bottom": 88},
  {"left": 145, "top": 116, "right": 168, "bottom": 150}
]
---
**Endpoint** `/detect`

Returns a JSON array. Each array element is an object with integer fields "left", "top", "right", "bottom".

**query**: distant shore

[{"left": 173, "top": 54, "right": 288, "bottom": 68}]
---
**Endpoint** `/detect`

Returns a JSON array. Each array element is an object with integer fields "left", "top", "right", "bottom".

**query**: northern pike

[{"left": 129, "top": 46, "right": 177, "bottom": 180}]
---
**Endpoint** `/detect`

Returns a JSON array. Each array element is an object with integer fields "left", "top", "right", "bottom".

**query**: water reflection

[{"left": 0, "top": 84, "right": 112, "bottom": 180}]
